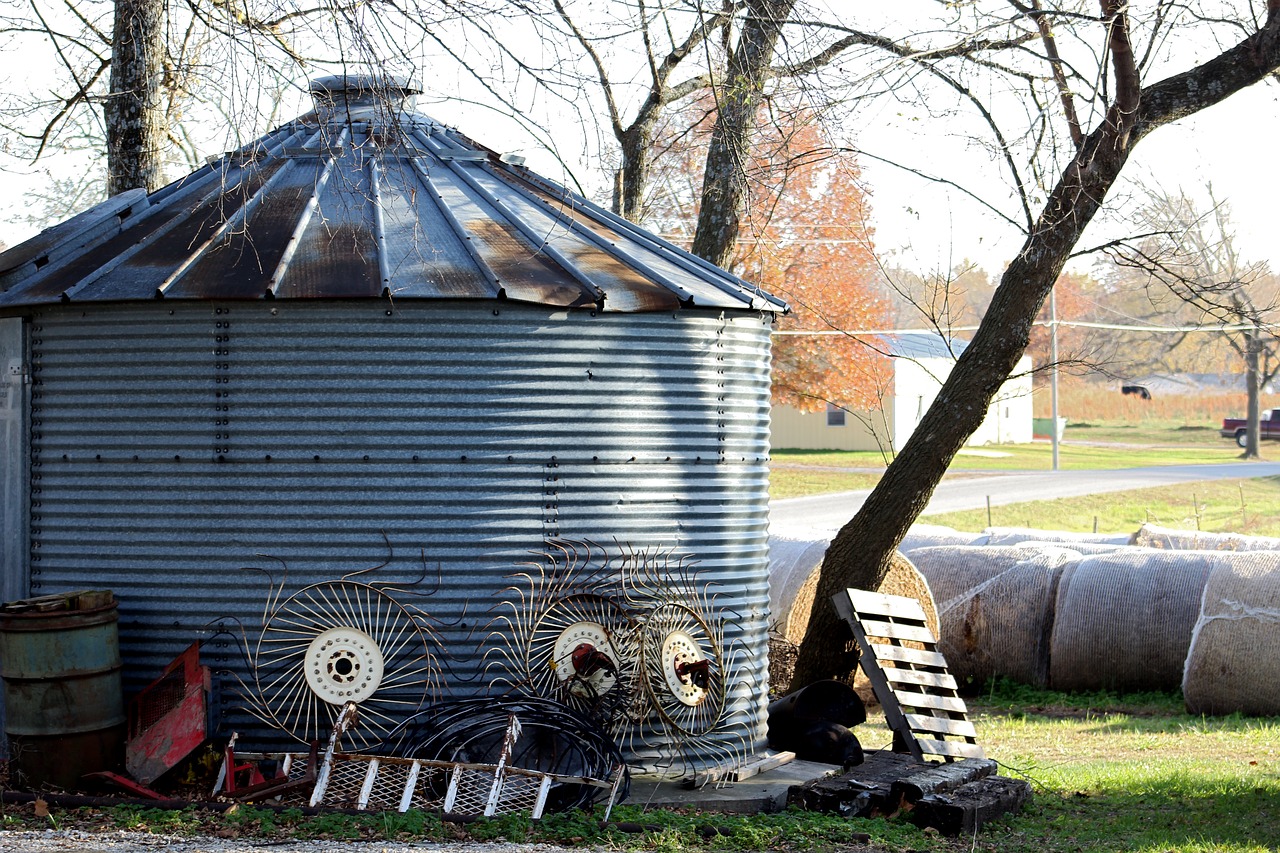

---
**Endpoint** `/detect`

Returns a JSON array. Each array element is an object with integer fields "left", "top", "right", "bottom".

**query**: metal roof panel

[{"left": 0, "top": 81, "right": 785, "bottom": 315}]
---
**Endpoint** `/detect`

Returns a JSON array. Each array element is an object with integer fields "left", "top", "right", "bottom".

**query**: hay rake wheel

[
  {"left": 252, "top": 579, "right": 435, "bottom": 751},
  {"left": 638, "top": 601, "right": 726, "bottom": 738},
  {"left": 526, "top": 591, "right": 641, "bottom": 725}
]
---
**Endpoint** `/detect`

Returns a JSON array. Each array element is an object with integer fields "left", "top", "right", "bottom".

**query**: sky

[{"left": 2, "top": 3, "right": 1279, "bottom": 284}]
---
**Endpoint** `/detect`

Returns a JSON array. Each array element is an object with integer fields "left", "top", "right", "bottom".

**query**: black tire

[{"left": 1236, "top": 429, "right": 1249, "bottom": 448}]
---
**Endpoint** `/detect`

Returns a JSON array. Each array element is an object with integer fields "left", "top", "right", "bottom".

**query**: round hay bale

[
  {"left": 910, "top": 544, "right": 1074, "bottom": 609},
  {"left": 767, "top": 529, "right": 834, "bottom": 636},
  {"left": 1134, "top": 523, "right": 1280, "bottom": 552},
  {"left": 784, "top": 551, "right": 938, "bottom": 646},
  {"left": 983, "top": 526, "right": 1134, "bottom": 547},
  {"left": 766, "top": 534, "right": 938, "bottom": 704},
  {"left": 899, "top": 524, "right": 988, "bottom": 553},
  {"left": 1010, "top": 541, "right": 1131, "bottom": 556},
  {"left": 935, "top": 548, "right": 1079, "bottom": 690},
  {"left": 1183, "top": 552, "right": 1280, "bottom": 716},
  {"left": 1049, "top": 551, "right": 1215, "bottom": 693}
]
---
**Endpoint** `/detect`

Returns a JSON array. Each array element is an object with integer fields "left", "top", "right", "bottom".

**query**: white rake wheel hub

[
  {"left": 305, "top": 626, "right": 385, "bottom": 705},
  {"left": 661, "top": 630, "right": 709, "bottom": 707},
  {"left": 552, "top": 621, "right": 621, "bottom": 698}
]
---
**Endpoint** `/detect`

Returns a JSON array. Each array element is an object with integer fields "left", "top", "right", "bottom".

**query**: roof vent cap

[{"left": 309, "top": 74, "right": 421, "bottom": 119}]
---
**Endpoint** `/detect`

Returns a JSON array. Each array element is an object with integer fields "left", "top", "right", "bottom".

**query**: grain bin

[{"left": 0, "top": 75, "right": 786, "bottom": 771}]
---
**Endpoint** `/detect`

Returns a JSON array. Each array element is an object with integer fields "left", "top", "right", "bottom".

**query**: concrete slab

[{"left": 626, "top": 759, "right": 841, "bottom": 814}]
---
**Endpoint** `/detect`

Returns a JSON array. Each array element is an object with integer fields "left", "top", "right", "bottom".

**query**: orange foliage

[{"left": 648, "top": 102, "right": 890, "bottom": 412}]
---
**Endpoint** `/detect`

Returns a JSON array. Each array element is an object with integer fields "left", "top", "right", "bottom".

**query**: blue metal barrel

[{"left": 0, "top": 590, "right": 125, "bottom": 789}]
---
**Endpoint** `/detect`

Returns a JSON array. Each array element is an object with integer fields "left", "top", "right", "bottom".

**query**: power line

[{"left": 772, "top": 319, "right": 1268, "bottom": 335}]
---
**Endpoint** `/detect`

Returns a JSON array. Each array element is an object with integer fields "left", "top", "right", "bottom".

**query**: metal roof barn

[{"left": 0, "top": 76, "right": 786, "bottom": 773}]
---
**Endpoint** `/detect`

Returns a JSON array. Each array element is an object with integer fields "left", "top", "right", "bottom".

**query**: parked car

[{"left": 1220, "top": 409, "right": 1280, "bottom": 447}]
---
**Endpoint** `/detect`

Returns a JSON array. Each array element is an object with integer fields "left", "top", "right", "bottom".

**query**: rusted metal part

[
  {"left": 125, "top": 642, "right": 213, "bottom": 785},
  {"left": 222, "top": 737, "right": 320, "bottom": 799},
  {"left": 82, "top": 770, "right": 166, "bottom": 799},
  {"left": 0, "top": 590, "right": 126, "bottom": 790}
]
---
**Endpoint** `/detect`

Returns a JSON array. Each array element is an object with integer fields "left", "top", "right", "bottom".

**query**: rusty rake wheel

[
  {"left": 525, "top": 592, "right": 641, "bottom": 726},
  {"left": 252, "top": 580, "right": 434, "bottom": 750},
  {"left": 639, "top": 601, "right": 726, "bottom": 738}
]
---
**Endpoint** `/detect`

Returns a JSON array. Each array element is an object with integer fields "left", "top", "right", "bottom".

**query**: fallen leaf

[{"left": 33, "top": 798, "right": 49, "bottom": 818}]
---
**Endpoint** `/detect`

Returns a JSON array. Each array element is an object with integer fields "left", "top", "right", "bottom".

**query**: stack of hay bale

[{"left": 769, "top": 522, "right": 1280, "bottom": 716}]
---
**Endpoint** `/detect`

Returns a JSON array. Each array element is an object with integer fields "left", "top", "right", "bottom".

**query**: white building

[{"left": 770, "top": 334, "right": 1034, "bottom": 452}]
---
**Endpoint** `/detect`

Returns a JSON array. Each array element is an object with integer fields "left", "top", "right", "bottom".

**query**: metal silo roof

[{"left": 0, "top": 76, "right": 786, "bottom": 315}]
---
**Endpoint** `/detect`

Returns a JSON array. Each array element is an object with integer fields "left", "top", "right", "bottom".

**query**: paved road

[{"left": 769, "top": 461, "right": 1280, "bottom": 533}]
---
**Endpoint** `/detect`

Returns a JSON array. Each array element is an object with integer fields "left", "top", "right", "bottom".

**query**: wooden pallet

[{"left": 832, "top": 589, "right": 984, "bottom": 762}]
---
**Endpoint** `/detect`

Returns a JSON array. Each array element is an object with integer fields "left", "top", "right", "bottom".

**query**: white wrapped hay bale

[
  {"left": 1049, "top": 551, "right": 1215, "bottom": 692},
  {"left": 899, "top": 523, "right": 988, "bottom": 553},
  {"left": 1134, "top": 523, "right": 1280, "bottom": 552},
  {"left": 911, "top": 544, "right": 1073, "bottom": 608},
  {"left": 1011, "top": 541, "right": 1130, "bottom": 556},
  {"left": 935, "top": 548, "right": 1080, "bottom": 689},
  {"left": 983, "top": 526, "right": 1134, "bottom": 547},
  {"left": 767, "top": 527, "right": 834, "bottom": 636},
  {"left": 1183, "top": 552, "right": 1280, "bottom": 716}
]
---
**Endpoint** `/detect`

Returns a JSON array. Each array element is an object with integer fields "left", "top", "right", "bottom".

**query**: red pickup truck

[{"left": 1221, "top": 409, "right": 1280, "bottom": 447}]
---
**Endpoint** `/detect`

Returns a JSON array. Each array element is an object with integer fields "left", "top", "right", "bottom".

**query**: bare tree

[
  {"left": 0, "top": 0, "right": 517, "bottom": 212},
  {"left": 791, "top": 2, "right": 1280, "bottom": 686},
  {"left": 1109, "top": 186, "right": 1279, "bottom": 457},
  {"left": 105, "top": 0, "right": 165, "bottom": 192}
]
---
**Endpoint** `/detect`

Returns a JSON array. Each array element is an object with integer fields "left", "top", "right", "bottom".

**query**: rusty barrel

[{"left": 0, "top": 590, "right": 126, "bottom": 789}]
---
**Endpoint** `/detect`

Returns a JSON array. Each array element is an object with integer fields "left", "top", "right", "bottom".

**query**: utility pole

[{"left": 1050, "top": 289, "right": 1060, "bottom": 471}]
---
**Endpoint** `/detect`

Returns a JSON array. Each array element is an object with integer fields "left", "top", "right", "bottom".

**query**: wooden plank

[
  {"left": 857, "top": 618, "right": 936, "bottom": 644},
  {"left": 881, "top": 668, "right": 959, "bottom": 691},
  {"left": 730, "top": 750, "right": 795, "bottom": 782},
  {"left": 868, "top": 644, "right": 949, "bottom": 669},
  {"left": 906, "top": 714, "right": 979, "bottom": 739},
  {"left": 846, "top": 589, "right": 929, "bottom": 622},
  {"left": 917, "top": 739, "right": 987, "bottom": 760},
  {"left": 892, "top": 691, "right": 970, "bottom": 714}
]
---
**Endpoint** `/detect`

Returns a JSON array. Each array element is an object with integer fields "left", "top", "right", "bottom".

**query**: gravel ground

[{"left": 2, "top": 831, "right": 589, "bottom": 853}]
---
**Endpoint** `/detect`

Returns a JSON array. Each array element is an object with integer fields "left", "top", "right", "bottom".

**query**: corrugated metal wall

[{"left": 23, "top": 300, "right": 773, "bottom": 764}]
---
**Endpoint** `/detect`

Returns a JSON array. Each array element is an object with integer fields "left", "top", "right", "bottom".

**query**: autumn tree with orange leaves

[{"left": 647, "top": 103, "right": 890, "bottom": 412}]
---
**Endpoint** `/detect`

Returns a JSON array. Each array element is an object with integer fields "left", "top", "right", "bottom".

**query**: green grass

[
  {"left": 1063, "top": 420, "right": 1229, "bottom": 446},
  {"left": 922, "top": 476, "right": 1280, "bottom": 536},
  {"left": 770, "top": 420, "right": 1271, "bottom": 503},
  {"left": 963, "top": 682, "right": 1280, "bottom": 853}
]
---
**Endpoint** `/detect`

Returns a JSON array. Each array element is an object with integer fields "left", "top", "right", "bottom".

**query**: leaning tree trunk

[
  {"left": 789, "top": 4, "right": 1280, "bottom": 687},
  {"left": 690, "top": 0, "right": 795, "bottom": 267},
  {"left": 105, "top": 0, "right": 166, "bottom": 196}
]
